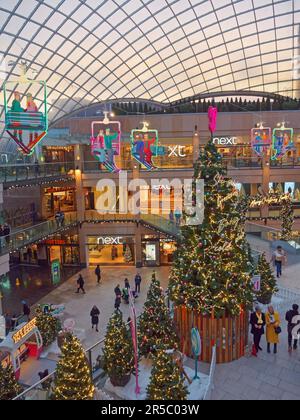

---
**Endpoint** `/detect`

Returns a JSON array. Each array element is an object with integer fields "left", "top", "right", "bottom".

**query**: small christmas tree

[
  {"left": 147, "top": 348, "right": 188, "bottom": 400},
  {"left": 103, "top": 310, "right": 134, "bottom": 387},
  {"left": 35, "top": 307, "right": 61, "bottom": 347},
  {"left": 124, "top": 245, "right": 133, "bottom": 263},
  {"left": 255, "top": 253, "right": 278, "bottom": 305},
  {"left": 138, "top": 273, "right": 178, "bottom": 357},
  {"left": 52, "top": 333, "right": 94, "bottom": 400},
  {"left": 0, "top": 364, "right": 22, "bottom": 400}
]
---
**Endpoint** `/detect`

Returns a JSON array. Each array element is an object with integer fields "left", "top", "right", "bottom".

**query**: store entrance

[{"left": 87, "top": 236, "right": 135, "bottom": 266}]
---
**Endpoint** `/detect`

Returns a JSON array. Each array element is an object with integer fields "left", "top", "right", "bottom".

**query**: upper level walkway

[
  {"left": 0, "top": 162, "right": 75, "bottom": 186},
  {"left": 0, "top": 212, "right": 180, "bottom": 256}
]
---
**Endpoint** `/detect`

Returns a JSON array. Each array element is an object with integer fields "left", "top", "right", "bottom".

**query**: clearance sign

[{"left": 12, "top": 318, "right": 37, "bottom": 344}]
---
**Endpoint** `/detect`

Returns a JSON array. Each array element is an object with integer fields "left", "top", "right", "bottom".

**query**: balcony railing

[
  {"left": 0, "top": 162, "right": 75, "bottom": 183},
  {"left": 0, "top": 212, "right": 78, "bottom": 256}
]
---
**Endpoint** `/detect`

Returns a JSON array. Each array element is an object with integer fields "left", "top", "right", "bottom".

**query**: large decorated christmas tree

[
  {"left": 0, "top": 364, "right": 22, "bottom": 400},
  {"left": 52, "top": 333, "right": 94, "bottom": 400},
  {"left": 169, "top": 139, "right": 253, "bottom": 318},
  {"left": 103, "top": 310, "right": 134, "bottom": 386},
  {"left": 255, "top": 253, "right": 278, "bottom": 305},
  {"left": 147, "top": 348, "right": 188, "bottom": 400},
  {"left": 138, "top": 273, "right": 178, "bottom": 356}
]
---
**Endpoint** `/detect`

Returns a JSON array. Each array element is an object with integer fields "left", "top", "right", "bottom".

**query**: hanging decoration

[
  {"left": 131, "top": 122, "right": 163, "bottom": 170},
  {"left": 271, "top": 122, "right": 294, "bottom": 160},
  {"left": 251, "top": 123, "right": 271, "bottom": 157},
  {"left": 3, "top": 63, "right": 48, "bottom": 156},
  {"left": 90, "top": 112, "right": 121, "bottom": 173},
  {"left": 208, "top": 106, "right": 218, "bottom": 135}
]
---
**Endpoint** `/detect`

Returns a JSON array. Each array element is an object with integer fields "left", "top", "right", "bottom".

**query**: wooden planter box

[{"left": 174, "top": 306, "right": 248, "bottom": 364}]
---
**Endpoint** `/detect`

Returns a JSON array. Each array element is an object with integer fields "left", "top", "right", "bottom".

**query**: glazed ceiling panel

[{"left": 0, "top": 0, "right": 299, "bottom": 127}]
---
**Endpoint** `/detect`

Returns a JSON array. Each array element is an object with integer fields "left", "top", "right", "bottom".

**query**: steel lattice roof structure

[{"left": 0, "top": 0, "right": 299, "bottom": 130}]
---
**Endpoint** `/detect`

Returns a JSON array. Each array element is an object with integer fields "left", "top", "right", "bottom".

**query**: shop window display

[{"left": 87, "top": 237, "right": 135, "bottom": 266}]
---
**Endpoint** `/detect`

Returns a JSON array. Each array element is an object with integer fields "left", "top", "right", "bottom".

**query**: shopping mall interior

[{"left": 0, "top": 0, "right": 300, "bottom": 403}]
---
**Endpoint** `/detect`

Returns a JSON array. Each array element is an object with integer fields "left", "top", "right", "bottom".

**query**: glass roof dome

[{"left": 0, "top": 0, "right": 299, "bottom": 128}]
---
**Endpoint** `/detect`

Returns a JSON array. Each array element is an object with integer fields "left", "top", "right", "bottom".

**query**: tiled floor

[{"left": 9, "top": 234, "right": 300, "bottom": 400}]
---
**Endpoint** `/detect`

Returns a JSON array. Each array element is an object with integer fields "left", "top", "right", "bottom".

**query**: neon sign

[
  {"left": 12, "top": 318, "right": 37, "bottom": 344},
  {"left": 272, "top": 122, "right": 294, "bottom": 160},
  {"left": 251, "top": 124, "right": 271, "bottom": 157}
]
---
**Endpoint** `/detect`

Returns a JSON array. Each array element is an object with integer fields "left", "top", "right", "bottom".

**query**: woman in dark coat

[
  {"left": 90, "top": 306, "right": 100, "bottom": 332},
  {"left": 250, "top": 306, "right": 266, "bottom": 356}
]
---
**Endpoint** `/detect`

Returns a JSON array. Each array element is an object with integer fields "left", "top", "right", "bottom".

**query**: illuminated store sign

[
  {"left": 12, "top": 318, "right": 37, "bottom": 344},
  {"left": 213, "top": 137, "right": 237, "bottom": 145},
  {"left": 168, "top": 145, "right": 187, "bottom": 157},
  {"left": 97, "top": 236, "right": 123, "bottom": 245}
]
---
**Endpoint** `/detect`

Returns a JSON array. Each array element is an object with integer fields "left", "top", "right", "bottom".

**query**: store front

[
  {"left": 43, "top": 186, "right": 76, "bottom": 218},
  {"left": 43, "top": 146, "right": 74, "bottom": 163},
  {"left": 87, "top": 235, "right": 135, "bottom": 266},
  {"left": 44, "top": 234, "right": 80, "bottom": 266},
  {"left": 142, "top": 236, "right": 177, "bottom": 266}
]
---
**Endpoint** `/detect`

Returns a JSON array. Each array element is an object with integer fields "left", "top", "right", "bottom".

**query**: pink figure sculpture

[{"left": 208, "top": 106, "right": 218, "bottom": 134}]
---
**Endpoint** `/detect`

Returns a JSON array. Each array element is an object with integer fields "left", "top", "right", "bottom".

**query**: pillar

[
  {"left": 261, "top": 152, "right": 271, "bottom": 218},
  {"left": 192, "top": 125, "right": 200, "bottom": 163},
  {"left": 135, "top": 224, "right": 143, "bottom": 268},
  {"left": 74, "top": 145, "right": 85, "bottom": 220},
  {"left": 74, "top": 145, "right": 86, "bottom": 267}
]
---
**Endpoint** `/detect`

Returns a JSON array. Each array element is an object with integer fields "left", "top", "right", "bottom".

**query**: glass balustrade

[
  {"left": 0, "top": 162, "right": 75, "bottom": 183},
  {"left": 0, "top": 212, "right": 78, "bottom": 256}
]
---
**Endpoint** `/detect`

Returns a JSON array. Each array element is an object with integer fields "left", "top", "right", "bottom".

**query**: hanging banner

[
  {"left": 272, "top": 123, "right": 294, "bottom": 160},
  {"left": 90, "top": 112, "right": 121, "bottom": 173},
  {"left": 251, "top": 125, "right": 271, "bottom": 157}
]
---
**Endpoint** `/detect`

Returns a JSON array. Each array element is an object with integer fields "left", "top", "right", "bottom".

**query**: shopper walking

[
  {"left": 272, "top": 246, "right": 287, "bottom": 278},
  {"left": 174, "top": 208, "right": 182, "bottom": 226},
  {"left": 250, "top": 306, "right": 266, "bottom": 356},
  {"left": 22, "top": 301, "right": 31, "bottom": 321},
  {"left": 266, "top": 306, "right": 281, "bottom": 354},
  {"left": 76, "top": 274, "right": 86, "bottom": 294},
  {"left": 286, "top": 304, "right": 300, "bottom": 352},
  {"left": 135, "top": 273, "right": 142, "bottom": 294},
  {"left": 124, "top": 278, "right": 130, "bottom": 290},
  {"left": 114, "top": 284, "right": 121, "bottom": 298},
  {"left": 90, "top": 306, "right": 100, "bottom": 332},
  {"left": 114, "top": 295, "right": 121, "bottom": 310},
  {"left": 169, "top": 210, "right": 175, "bottom": 224},
  {"left": 95, "top": 265, "right": 101, "bottom": 284}
]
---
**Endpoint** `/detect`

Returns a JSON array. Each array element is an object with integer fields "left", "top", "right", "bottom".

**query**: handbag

[{"left": 275, "top": 326, "right": 282, "bottom": 335}]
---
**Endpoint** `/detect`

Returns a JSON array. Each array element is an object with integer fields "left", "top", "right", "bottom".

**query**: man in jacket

[
  {"left": 76, "top": 275, "right": 85, "bottom": 294},
  {"left": 135, "top": 273, "right": 142, "bottom": 294},
  {"left": 286, "top": 304, "right": 300, "bottom": 352},
  {"left": 95, "top": 265, "right": 101, "bottom": 284}
]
